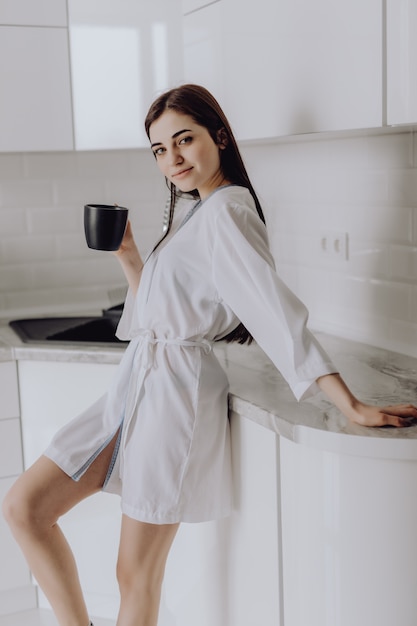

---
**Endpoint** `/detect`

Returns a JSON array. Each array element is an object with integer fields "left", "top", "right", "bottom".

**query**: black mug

[{"left": 84, "top": 204, "right": 129, "bottom": 251}]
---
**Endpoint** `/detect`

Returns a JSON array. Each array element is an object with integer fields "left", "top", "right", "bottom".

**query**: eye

[
  {"left": 179, "top": 135, "right": 192, "bottom": 145},
  {"left": 153, "top": 146, "right": 165, "bottom": 157}
]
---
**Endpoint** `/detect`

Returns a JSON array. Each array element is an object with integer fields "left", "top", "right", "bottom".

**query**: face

[{"left": 149, "top": 110, "right": 228, "bottom": 199}]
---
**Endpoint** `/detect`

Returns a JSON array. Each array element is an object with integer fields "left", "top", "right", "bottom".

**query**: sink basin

[{"left": 9, "top": 304, "right": 128, "bottom": 345}]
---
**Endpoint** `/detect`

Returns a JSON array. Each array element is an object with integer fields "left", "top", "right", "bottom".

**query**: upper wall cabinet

[
  {"left": 183, "top": 1, "right": 224, "bottom": 105},
  {"left": 184, "top": 0, "right": 382, "bottom": 140},
  {"left": 0, "top": 0, "right": 67, "bottom": 26},
  {"left": 0, "top": 0, "right": 73, "bottom": 152},
  {"left": 0, "top": 0, "right": 183, "bottom": 152},
  {"left": 68, "top": 0, "right": 184, "bottom": 150},
  {"left": 0, "top": 25, "right": 74, "bottom": 152},
  {"left": 386, "top": 0, "right": 417, "bottom": 126},
  {"left": 182, "top": 0, "right": 220, "bottom": 15}
]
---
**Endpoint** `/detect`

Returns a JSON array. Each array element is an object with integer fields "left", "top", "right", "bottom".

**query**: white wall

[
  {"left": 241, "top": 130, "right": 417, "bottom": 357},
  {"left": 0, "top": 130, "right": 416, "bottom": 357},
  {"left": 0, "top": 149, "right": 167, "bottom": 316}
]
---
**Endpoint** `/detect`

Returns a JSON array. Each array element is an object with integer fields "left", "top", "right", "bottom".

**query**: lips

[{"left": 173, "top": 167, "right": 193, "bottom": 178}]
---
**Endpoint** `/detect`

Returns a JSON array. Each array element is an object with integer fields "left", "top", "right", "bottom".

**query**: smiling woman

[
  {"left": 3, "top": 83, "right": 417, "bottom": 626},
  {"left": 149, "top": 112, "right": 229, "bottom": 198}
]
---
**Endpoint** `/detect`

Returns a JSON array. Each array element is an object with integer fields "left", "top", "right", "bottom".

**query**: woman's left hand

[
  {"left": 317, "top": 373, "right": 417, "bottom": 428},
  {"left": 348, "top": 401, "right": 417, "bottom": 428}
]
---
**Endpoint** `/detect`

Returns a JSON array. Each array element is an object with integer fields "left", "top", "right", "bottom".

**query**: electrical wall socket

[{"left": 320, "top": 231, "right": 349, "bottom": 260}]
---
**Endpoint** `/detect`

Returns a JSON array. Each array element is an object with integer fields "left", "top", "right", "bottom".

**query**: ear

[{"left": 216, "top": 127, "right": 229, "bottom": 150}]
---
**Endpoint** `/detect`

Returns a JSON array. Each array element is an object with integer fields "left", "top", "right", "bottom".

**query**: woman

[{"left": 3, "top": 84, "right": 417, "bottom": 626}]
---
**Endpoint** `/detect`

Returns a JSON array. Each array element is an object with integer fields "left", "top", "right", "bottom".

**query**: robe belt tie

[{"left": 119, "top": 330, "right": 213, "bottom": 476}]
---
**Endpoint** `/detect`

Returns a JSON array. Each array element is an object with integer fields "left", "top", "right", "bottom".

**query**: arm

[
  {"left": 317, "top": 373, "right": 417, "bottom": 427},
  {"left": 112, "top": 221, "right": 144, "bottom": 296},
  {"left": 212, "top": 201, "right": 417, "bottom": 426}
]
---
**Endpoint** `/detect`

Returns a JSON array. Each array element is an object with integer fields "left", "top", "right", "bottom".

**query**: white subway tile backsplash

[
  {"left": 0, "top": 207, "right": 27, "bottom": 235},
  {"left": 348, "top": 242, "right": 389, "bottom": 279},
  {"left": 31, "top": 258, "right": 124, "bottom": 290},
  {"left": 390, "top": 245, "right": 417, "bottom": 280},
  {"left": 56, "top": 233, "right": 93, "bottom": 260},
  {"left": 1, "top": 133, "right": 417, "bottom": 355},
  {"left": 103, "top": 180, "right": 167, "bottom": 223},
  {"left": 23, "top": 152, "right": 78, "bottom": 180},
  {"left": 0, "top": 154, "right": 24, "bottom": 179},
  {"left": 53, "top": 179, "right": 105, "bottom": 207},
  {"left": 0, "top": 180, "right": 53, "bottom": 208},
  {"left": 26, "top": 206, "right": 82, "bottom": 235},
  {"left": 0, "top": 264, "right": 33, "bottom": 291},
  {"left": 388, "top": 169, "right": 417, "bottom": 207},
  {"left": 409, "top": 285, "right": 417, "bottom": 320},
  {"left": 389, "top": 319, "right": 417, "bottom": 358},
  {"left": 346, "top": 206, "right": 412, "bottom": 243},
  {"left": 413, "top": 207, "right": 417, "bottom": 245},
  {"left": 2, "top": 236, "right": 57, "bottom": 263},
  {"left": 4, "top": 286, "right": 115, "bottom": 317}
]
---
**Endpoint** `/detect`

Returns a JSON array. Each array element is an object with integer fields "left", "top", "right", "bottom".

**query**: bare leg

[
  {"left": 2, "top": 432, "right": 118, "bottom": 626},
  {"left": 116, "top": 515, "right": 179, "bottom": 626}
]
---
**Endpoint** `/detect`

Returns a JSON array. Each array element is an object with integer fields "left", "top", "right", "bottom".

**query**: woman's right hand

[
  {"left": 113, "top": 220, "right": 136, "bottom": 258},
  {"left": 112, "top": 220, "right": 144, "bottom": 294}
]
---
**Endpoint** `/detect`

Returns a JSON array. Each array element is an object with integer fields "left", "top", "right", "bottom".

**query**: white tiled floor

[{"left": 0, "top": 609, "right": 115, "bottom": 626}]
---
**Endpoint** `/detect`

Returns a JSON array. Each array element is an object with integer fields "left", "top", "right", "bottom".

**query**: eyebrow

[{"left": 150, "top": 129, "right": 192, "bottom": 149}]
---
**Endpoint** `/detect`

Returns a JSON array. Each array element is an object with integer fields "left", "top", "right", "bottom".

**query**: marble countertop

[{"left": 2, "top": 321, "right": 417, "bottom": 457}]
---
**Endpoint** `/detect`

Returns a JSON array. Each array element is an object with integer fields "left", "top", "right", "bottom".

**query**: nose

[{"left": 168, "top": 146, "right": 183, "bottom": 166}]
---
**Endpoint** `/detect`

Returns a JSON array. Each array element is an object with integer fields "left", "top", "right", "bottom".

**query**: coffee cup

[{"left": 84, "top": 204, "right": 129, "bottom": 251}]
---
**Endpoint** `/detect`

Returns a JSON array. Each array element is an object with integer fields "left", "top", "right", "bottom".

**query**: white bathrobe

[{"left": 44, "top": 185, "right": 337, "bottom": 524}]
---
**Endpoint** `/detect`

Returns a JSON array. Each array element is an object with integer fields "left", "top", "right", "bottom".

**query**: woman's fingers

[
  {"left": 352, "top": 403, "right": 417, "bottom": 428},
  {"left": 379, "top": 404, "right": 417, "bottom": 428}
]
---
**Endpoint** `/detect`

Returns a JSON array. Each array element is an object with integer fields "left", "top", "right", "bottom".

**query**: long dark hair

[{"left": 145, "top": 84, "right": 266, "bottom": 344}]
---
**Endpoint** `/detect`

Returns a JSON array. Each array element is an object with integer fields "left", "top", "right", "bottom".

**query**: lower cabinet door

[{"left": 161, "top": 412, "right": 283, "bottom": 626}]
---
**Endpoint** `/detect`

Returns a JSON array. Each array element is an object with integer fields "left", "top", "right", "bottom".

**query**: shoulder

[
  {"left": 203, "top": 185, "right": 270, "bottom": 252},
  {"left": 207, "top": 184, "right": 255, "bottom": 211},
  {"left": 203, "top": 185, "right": 260, "bottom": 227}
]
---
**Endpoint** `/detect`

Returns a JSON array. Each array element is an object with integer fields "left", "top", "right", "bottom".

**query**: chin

[{"left": 175, "top": 183, "right": 197, "bottom": 194}]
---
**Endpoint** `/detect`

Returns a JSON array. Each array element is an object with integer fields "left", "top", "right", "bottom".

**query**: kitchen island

[{"left": 1, "top": 324, "right": 417, "bottom": 626}]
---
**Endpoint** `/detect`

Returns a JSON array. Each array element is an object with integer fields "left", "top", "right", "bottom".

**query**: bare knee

[
  {"left": 116, "top": 556, "right": 164, "bottom": 599},
  {"left": 2, "top": 478, "right": 43, "bottom": 536},
  {"left": 116, "top": 518, "right": 178, "bottom": 604}
]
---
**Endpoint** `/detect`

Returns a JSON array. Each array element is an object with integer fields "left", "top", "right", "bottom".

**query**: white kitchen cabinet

[
  {"left": 17, "top": 357, "right": 283, "bottom": 624},
  {"left": 0, "top": 361, "right": 19, "bottom": 420},
  {"left": 0, "top": 360, "right": 37, "bottom": 616},
  {"left": 161, "top": 411, "right": 282, "bottom": 626},
  {"left": 269, "top": 0, "right": 382, "bottom": 136},
  {"left": 184, "top": 0, "right": 382, "bottom": 139},
  {"left": 280, "top": 435, "right": 417, "bottom": 626},
  {"left": 0, "top": 0, "right": 184, "bottom": 153},
  {"left": 0, "top": 0, "right": 67, "bottom": 27},
  {"left": 221, "top": 412, "right": 282, "bottom": 626},
  {"left": 0, "top": 420, "right": 22, "bottom": 477},
  {"left": 68, "top": 0, "right": 184, "bottom": 150},
  {"left": 182, "top": 0, "right": 221, "bottom": 15},
  {"left": 386, "top": 0, "right": 417, "bottom": 125},
  {"left": 17, "top": 359, "right": 121, "bottom": 618},
  {"left": 0, "top": 360, "right": 23, "bottom": 477},
  {"left": 0, "top": 25, "right": 74, "bottom": 152},
  {"left": 0, "top": 478, "right": 38, "bottom": 616},
  {"left": 182, "top": 1, "right": 225, "bottom": 107}
]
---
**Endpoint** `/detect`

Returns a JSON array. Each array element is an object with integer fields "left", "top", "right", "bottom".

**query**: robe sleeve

[{"left": 212, "top": 201, "right": 338, "bottom": 401}]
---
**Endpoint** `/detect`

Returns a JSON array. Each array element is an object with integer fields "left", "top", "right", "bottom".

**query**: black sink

[{"left": 10, "top": 304, "right": 128, "bottom": 345}]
